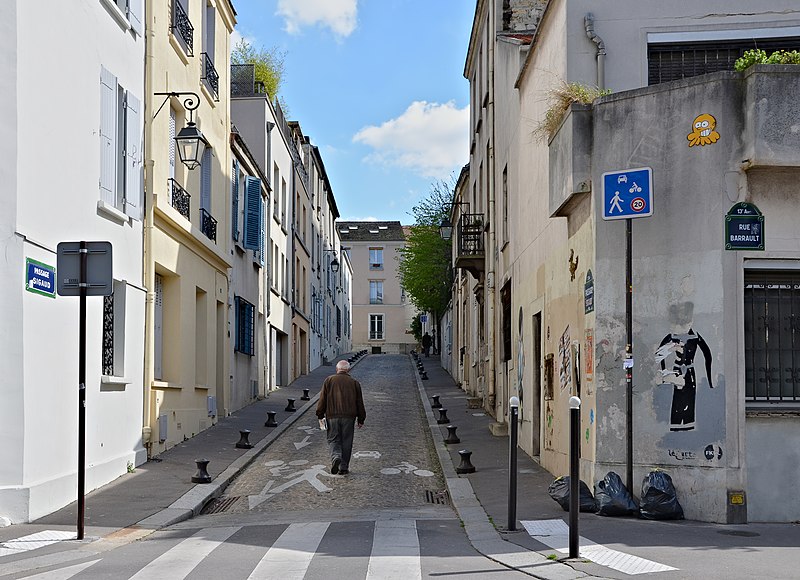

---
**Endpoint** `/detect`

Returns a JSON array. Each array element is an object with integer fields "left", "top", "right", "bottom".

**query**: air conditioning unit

[{"left": 207, "top": 396, "right": 217, "bottom": 418}]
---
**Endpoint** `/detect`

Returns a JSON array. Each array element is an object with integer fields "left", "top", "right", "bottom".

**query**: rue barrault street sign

[{"left": 725, "top": 202, "right": 764, "bottom": 251}]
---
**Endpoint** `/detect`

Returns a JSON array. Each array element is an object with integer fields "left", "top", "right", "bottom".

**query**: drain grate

[
  {"left": 425, "top": 489, "right": 450, "bottom": 505},
  {"left": 203, "top": 496, "right": 243, "bottom": 514}
]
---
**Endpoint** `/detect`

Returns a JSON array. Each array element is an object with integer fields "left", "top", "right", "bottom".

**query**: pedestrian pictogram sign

[{"left": 602, "top": 168, "right": 653, "bottom": 220}]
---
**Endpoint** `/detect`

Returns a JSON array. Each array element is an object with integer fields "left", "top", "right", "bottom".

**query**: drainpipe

[
  {"left": 142, "top": 0, "right": 156, "bottom": 459},
  {"left": 584, "top": 13, "right": 606, "bottom": 90},
  {"left": 486, "top": 5, "right": 497, "bottom": 418}
]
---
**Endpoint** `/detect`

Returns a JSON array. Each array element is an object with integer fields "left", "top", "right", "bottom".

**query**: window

[
  {"left": 745, "top": 269, "right": 800, "bottom": 404},
  {"left": 369, "top": 248, "right": 383, "bottom": 270},
  {"left": 648, "top": 37, "right": 800, "bottom": 85},
  {"left": 231, "top": 158, "right": 240, "bottom": 241},
  {"left": 273, "top": 164, "right": 281, "bottom": 220},
  {"left": 100, "top": 67, "right": 143, "bottom": 221},
  {"left": 234, "top": 296, "right": 255, "bottom": 356},
  {"left": 501, "top": 281, "right": 512, "bottom": 361},
  {"left": 243, "top": 176, "right": 264, "bottom": 266},
  {"left": 369, "top": 314, "right": 384, "bottom": 340},
  {"left": 103, "top": 0, "right": 143, "bottom": 34},
  {"left": 336, "top": 307, "right": 342, "bottom": 338},
  {"left": 369, "top": 280, "right": 383, "bottom": 304},
  {"left": 502, "top": 165, "right": 508, "bottom": 244},
  {"left": 102, "top": 281, "right": 127, "bottom": 376}
]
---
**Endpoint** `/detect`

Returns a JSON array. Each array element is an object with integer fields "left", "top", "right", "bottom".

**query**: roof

[{"left": 335, "top": 221, "right": 406, "bottom": 242}]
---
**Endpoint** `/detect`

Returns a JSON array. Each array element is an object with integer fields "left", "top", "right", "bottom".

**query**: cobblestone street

[{"left": 216, "top": 355, "right": 446, "bottom": 514}]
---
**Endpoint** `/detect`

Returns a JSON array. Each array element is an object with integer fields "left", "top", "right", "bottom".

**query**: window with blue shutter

[
  {"left": 243, "top": 176, "right": 262, "bottom": 251},
  {"left": 231, "top": 159, "right": 240, "bottom": 241},
  {"left": 234, "top": 296, "right": 255, "bottom": 356}
]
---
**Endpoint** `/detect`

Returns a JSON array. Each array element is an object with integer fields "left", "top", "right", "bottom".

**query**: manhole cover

[
  {"left": 425, "top": 490, "right": 450, "bottom": 505},
  {"left": 203, "top": 496, "right": 243, "bottom": 514},
  {"left": 717, "top": 530, "right": 760, "bottom": 537}
]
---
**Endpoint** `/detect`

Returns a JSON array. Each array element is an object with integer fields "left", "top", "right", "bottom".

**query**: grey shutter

[
  {"left": 99, "top": 67, "right": 117, "bottom": 205},
  {"left": 124, "top": 91, "right": 143, "bottom": 220},
  {"left": 259, "top": 193, "right": 265, "bottom": 267},
  {"left": 128, "top": 0, "right": 143, "bottom": 36},
  {"left": 243, "top": 176, "right": 262, "bottom": 250},
  {"left": 169, "top": 108, "right": 176, "bottom": 179},
  {"left": 200, "top": 148, "right": 212, "bottom": 211},
  {"left": 231, "top": 159, "right": 239, "bottom": 241},
  {"left": 154, "top": 274, "right": 163, "bottom": 380}
]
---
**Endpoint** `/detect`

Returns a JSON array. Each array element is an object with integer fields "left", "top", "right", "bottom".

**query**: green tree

[
  {"left": 231, "top": 39, "right": 287, "bottom": 106},
  {"left": 398, "top": 180, "right": 455, "bottom": 335}
]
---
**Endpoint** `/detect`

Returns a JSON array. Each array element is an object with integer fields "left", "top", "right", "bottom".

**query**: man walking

[
  {"left": 422, "top": 332, "right": 432, "bottom": 357},
  {"left": 316, "top": 360, "right": 366, "bottom": 475}
]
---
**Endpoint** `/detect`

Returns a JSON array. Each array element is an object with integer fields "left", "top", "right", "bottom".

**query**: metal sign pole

[
  {"left": 569, "top": 396, "right": 581, "bottom": 558},
  {"left": 507, "top": 396, "right": 519, "bottom": 531},
  {"left": 77, "top": 242, "right": 87, "bottom": 540},
  {"left": 625, "top": 218, "right": 633, "bottom": 495}
]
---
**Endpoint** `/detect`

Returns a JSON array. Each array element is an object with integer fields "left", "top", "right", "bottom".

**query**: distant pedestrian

[
  {"left": 422, "top": 332, "right": 432, "bottom": 357},
  {"left": 316, "top": 360, "right": 366, "bottom": 475}
]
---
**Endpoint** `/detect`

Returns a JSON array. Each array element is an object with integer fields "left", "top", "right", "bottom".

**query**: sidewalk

[{"left": 2, "top": 353, "right": 361, "bottom": 544}]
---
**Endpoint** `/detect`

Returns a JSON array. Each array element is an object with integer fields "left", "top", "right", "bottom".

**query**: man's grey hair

[{"left": 336, "top": 360, "right": 351, "bottom": 372}]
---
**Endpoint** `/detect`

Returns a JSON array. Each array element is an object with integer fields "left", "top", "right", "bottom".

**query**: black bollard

[
  {"left": 437, "top": 408, "right": 450, "bottom": 424},
  {"left": 431, "top": 395, "right": 442, "bottom": 408},
  {"left": 191, "top": 459, "right": 212, "bottom": 483},
  {"left": 421, "top": 371, "right": 429, "bottom": 380},
  {"left": 569, "top": 396, "right": 581, "bottom": 558},
  {"left": 444, "top": 425, "right": 460, "bottom": 444},
  {"left": 265, "top": 410, "right": 278, "bottom": 427},
  {"left": 508, "top": 397, "right": 519, "bottom": 531},
  {"left": 285, "top": 398, "right": 296, "bottom": 412},
  {"left": 236, "top": 429, "right": 253, "bottom": 449},
  {"left": 456, "top": 450, "right": 476, "bottom": 474},
  {"left": 301, "top": 388, "right": 310, "bottom": 401}
]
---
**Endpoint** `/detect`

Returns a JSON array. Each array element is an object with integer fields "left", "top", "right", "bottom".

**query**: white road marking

[
  {"left": 17, "top": 559, "right": 100, "bottom": 579},
  {"left": 366, "top": 519, "right": 421, "bottom": 580},
  {"left": 294, "top": 435, "right": 312, "bottom": 449},
  {"left": 128, "top": 526, "right": 240, "bottom": 579},
  {"left": 521, "top": 519, "right": 677, "bottom": 575},
  {"left": 247, "top": 522, "right": 329, "bottom": 579},
  {"left": 0, "top": 530, "right": 76, "bottom": 557}
]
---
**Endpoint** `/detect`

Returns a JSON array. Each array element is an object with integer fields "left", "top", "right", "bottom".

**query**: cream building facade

[{"left": 143, "top": 0, "right": 236, "bottom": 454}]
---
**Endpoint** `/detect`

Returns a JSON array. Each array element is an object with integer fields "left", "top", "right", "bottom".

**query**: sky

[{"left": 231, "top": 0, "right": 474, "bottom": 224}]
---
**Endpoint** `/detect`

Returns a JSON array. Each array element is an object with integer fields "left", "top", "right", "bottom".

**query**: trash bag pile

[
  {"left": 548, "top": 470, "right": 684, "bottom": 519},
  {"left": 547, "top": 476, "right": 597, "bottom": 512}
]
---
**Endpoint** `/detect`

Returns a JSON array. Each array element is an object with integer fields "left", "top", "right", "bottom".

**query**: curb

[{"left": 411, "top": 356, "right": 591, "bottom": 580}]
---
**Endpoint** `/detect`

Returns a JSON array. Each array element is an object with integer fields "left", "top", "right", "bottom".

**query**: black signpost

[
  {"left": 725, "top": 203, "right": 764, "bottom": 251},
  {"left": 57, "top": 241, "right": 113, "bottom": 540}
]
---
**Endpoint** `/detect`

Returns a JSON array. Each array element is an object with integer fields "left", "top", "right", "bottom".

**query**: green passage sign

[{"left": 725, "top": 203, "right": 764, "bottom": 251}]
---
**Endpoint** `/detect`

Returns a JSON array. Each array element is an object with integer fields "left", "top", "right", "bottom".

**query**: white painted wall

[{"left": 0, "top": 0, "right": 146, "bottom": 522}]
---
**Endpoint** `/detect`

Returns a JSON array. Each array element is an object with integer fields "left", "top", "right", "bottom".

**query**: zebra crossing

[{"left": 3, "top": 519, "right": 494, "bottom": 580}]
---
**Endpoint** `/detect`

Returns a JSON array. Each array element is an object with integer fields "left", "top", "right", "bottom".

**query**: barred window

[
  {"left": 369, "top": 314, "right": 384, "bottom": 340},
  {"left": 745, "top": 269, "right": 800, "bottom": 404},
  {"left": 234, "top": 296, "right": 255, "bottom": 356}
]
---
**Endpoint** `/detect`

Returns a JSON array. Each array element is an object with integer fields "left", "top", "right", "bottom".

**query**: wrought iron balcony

[
  {"left": 455, "top": 213, "right": 485, "bottom": 277},
  {"left": 171, "top": 1, "right": 194, "bottom": 56},
  {"left": 168, "top": 178, "right": 191, "bottom": 220},
  {"left": 200, "top": 207, "right": 218, "bottom": 243},
  {"left": 201, "top": 52, "right": 219, "bottom": 101}
]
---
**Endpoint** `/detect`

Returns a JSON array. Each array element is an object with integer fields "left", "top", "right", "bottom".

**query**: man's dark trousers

[{"left": 327, "top": 417, "right": 356, "bottom": 471}]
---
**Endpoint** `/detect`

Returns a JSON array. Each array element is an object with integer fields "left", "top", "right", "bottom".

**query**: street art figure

[
  {"left": 655, "top": 329, "right": 713, "bottom": 431},
  {"left": 687, "top": 113, "right": 720, "bottom": 147}
]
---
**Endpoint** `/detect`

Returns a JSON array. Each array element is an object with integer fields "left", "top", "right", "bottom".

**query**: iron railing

[
  {"left": 369, "top": 331, "right": 384, "bottom": 340},
  {"left": 201, "top": 52, "right": 219, "bottom": 100},
  {"left": 200, "top": 207, "right": 218, "bottom": 242},
  {"left": 171, "top": 1, "right": 194, "bottom": 56},
  {"left": 102, "top": 294, "right": 114, "bottom": 375},
  {"left": 168, "top": 178, "right": 191, "bottom": 220},
  {"left": 457, "top": 213, "right": 485, "bottom": 256}
]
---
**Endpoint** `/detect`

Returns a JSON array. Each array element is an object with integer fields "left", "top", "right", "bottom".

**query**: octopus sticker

[{"left": 687, "top": 113, "right": 720, "bottom": 147}]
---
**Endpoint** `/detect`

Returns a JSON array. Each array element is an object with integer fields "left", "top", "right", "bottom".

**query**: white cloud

[
  {"left": 353, "top": 101, "right": 469, "bottom": 179},
  {"left": 276, "top": 0, "right": 358, "bottom": 38}
]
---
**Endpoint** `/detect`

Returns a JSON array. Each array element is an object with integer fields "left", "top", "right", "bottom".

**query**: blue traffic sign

[{"left": 601, "top": 167, "right": 653, "bottom": 220}]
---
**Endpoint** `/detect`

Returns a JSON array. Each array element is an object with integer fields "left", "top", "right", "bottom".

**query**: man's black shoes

[{"left": 331, "top": 457, "right": 341, "bottom": 475}]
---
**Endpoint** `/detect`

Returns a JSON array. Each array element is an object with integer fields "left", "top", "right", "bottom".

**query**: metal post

[
  {"left": 569, "top": 396, "right": 581, "bottom": 558},
  {"left": 625, "top": 218, "right": 633, "bottom": 495},
  {"left": 77, "top": 241, "right": 87, "bottom": 540},
  {"left": 508, "top": 396, "right": 519, "bottom": 531}
]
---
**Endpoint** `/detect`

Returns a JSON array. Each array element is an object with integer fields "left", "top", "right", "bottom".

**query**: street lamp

[
  {"left": 439, "top": 200, "right": 469, "bottom": 240},
  {"left": 153, "top": 92, "right": 209, "bottom": 170},
  {"left": 323, "top": 249, "right": 339, "bottom": 273}
]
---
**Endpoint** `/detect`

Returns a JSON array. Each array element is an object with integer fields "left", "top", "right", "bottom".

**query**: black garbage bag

[
  {"left": 547, "top": 476, "right": 597, "bottom": 512},
  {"left": 640, "top": 470, "right": 684, "bottom": 520},
  {"left": 594, "top": 471, "right": 639, "bottom": 516}
]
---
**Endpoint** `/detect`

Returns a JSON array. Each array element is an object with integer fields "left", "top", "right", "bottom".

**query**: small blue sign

[
  {"left": 26, "top": 258, "right": 56, "bottom": 298},
  {"left": 602, "top": 167, "right": 653, "bottom": 220}
]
